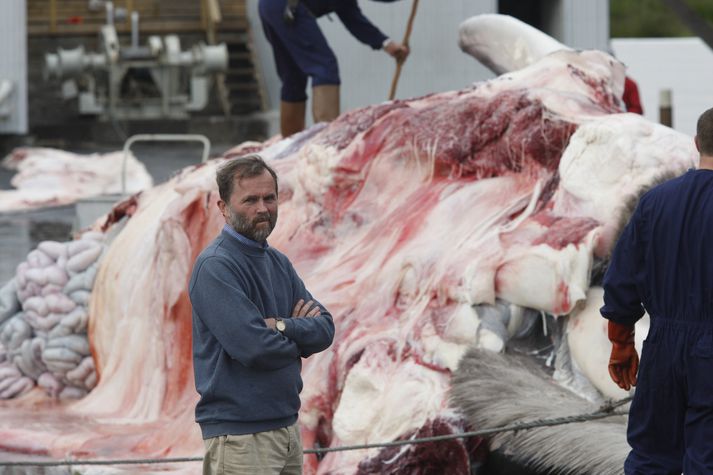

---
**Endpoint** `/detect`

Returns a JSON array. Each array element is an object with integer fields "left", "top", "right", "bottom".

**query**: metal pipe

[
  {"left": 659, "top": 89, "right": 673, "bottom": 127},
  {"left": 126, "top": 0, "right": 134, "bottom": 27},
  {"left": 106, "top": 1, "right": 114, "bottom": 26},
  {"left": 131, "top": 11, "right": 139, "bottom": 49},
  {"left": 121, "top": 134, "right": 212, "bottom": 195}
]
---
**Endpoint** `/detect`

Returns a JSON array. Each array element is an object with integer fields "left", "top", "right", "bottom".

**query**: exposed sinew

[{"left": 0, "top": 47, "right": 697, "bottom": 475}]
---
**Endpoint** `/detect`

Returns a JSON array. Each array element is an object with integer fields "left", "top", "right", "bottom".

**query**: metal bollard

[{"left": 659, "top": 89, "right": 673, "bottom": 127}]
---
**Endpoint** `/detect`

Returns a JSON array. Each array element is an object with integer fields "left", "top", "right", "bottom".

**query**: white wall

[
  {"left": 0, "top": 0, "right": 28, "bottom": 134},
  {"left": 611, "top": 38, "right": 713, "bottom": 137},
  {"left": 314, "top": 0, "right": 497, "bottom": 112}
]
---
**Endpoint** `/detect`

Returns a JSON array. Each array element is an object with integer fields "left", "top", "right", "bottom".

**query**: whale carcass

[{"left": 0, "top": 18, "right": 698, "bottom": 475}]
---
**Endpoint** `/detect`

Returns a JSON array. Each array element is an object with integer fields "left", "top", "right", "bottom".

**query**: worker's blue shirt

[
  {"left": 602, "top": 169, "right": 713, "bottom": 325},
  {"left": 258, "top": 0, "right": 390, "bottom": 100},
  {"left": 301, "top": 0, "right": 388, "bottom": 49}
]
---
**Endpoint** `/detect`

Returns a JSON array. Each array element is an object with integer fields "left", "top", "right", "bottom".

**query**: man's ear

[
  {"left": 217, "top": 200, "right": 227, "bottom": 218},
  {"left": 695, "top": 135, "right": 701, "bottom": 152}
]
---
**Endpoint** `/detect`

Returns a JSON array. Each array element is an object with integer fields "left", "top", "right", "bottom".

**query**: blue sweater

[{"left": 189, "top": 228, "right": 335, "bottom": 439}]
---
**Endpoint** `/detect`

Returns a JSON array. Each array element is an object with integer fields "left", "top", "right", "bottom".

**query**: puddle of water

[{"left": 0, "top": 206, "right": 75, "bottom": 284}]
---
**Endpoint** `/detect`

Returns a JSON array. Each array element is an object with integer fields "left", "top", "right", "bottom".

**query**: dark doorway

[
  {"left": 498, "top": 0, "right": 545, "bottom": 30},
  {"left": 498, "top": 0, "right": 562, "bottom": 39}
]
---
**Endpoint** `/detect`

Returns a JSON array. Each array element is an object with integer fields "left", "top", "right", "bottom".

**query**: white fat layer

[
  {"left": 553, "top": 114, "right": 697, "bottom": 255},
  {"left": 497, "top": 231, "right": 596, "bottom": 314},
  {"left": 294, "top": 143, "right": 340, "bottom": 202},
  {"left": 332, "top": 343, "right": 448, "bottom": 448}
]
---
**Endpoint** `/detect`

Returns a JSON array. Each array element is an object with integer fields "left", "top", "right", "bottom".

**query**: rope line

[{"left": 0, "top": 397, "right": 631, "bottom": 467}]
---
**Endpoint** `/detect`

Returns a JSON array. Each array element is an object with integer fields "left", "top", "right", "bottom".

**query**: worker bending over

[{"left": 258, "top": 0, "right": 409, "bottom": 137}]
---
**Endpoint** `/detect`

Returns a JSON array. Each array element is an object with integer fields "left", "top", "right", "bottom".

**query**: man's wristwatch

[{"left": 276, "top": 318, "right": 286, "bottom": 333}]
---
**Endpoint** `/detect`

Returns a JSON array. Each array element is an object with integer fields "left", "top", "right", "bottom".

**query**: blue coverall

[
  {"left": 602, "top": 169, "right": 713, "bottom": 475},
  {"left": 258, "top": 0, "right": 389, "bottom": 102}
]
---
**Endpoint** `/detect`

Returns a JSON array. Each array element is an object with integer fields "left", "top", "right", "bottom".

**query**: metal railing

[{"left": 121, "top": 134, "right": 211, "bottom": 195}]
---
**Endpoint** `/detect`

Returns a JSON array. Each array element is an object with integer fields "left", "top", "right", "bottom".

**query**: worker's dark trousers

[
  {"left": 258, "top": 0, "right": 340, "bottom": 102},
  {"left": 625, "top": 318, "right": 713, "bottom": 475}
]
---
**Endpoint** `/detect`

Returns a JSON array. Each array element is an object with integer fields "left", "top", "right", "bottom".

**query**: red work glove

[{"left": 607, "top": 320, "right": 639, "bottom": 391}]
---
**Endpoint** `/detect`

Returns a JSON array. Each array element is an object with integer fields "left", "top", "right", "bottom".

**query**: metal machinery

[
  {"left": 0, "top": 80, "right": 13, "bottom": 119},
  {"left": 43, "top": 2, "right": 228, "bottom": 120}
]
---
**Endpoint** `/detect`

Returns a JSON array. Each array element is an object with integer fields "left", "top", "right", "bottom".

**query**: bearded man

[{"left": 189, "top": 154, "right": 335, "bottom": 475}]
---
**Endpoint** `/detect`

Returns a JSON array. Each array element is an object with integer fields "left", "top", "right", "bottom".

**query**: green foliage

[{"left": 611, "top": 0, "right": 713, "bottom": 37}]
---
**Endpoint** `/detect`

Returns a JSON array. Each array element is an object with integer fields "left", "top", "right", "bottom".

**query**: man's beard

[{"left": 227, "top": 208, "right": 277, "bottom": 242}]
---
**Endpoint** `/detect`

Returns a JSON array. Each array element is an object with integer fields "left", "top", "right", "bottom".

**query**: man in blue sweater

[
  {"left": 601, "top": 106, "right": 713, "bottom": 474},
  {"left": 258, "top": 0, "right": 409, "bottom": 137},
  {"left": 189, "top": 154, "right": 335, "bottom": 474}
]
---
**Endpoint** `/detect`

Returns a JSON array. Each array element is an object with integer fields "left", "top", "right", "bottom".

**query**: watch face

[{"left": 277, "top": 320, "right": 286, "bottom": 331}]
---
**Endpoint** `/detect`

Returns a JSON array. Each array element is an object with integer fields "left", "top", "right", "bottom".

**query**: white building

[{"left": 0, "top": 0, "right": 28, "bottom": 134}]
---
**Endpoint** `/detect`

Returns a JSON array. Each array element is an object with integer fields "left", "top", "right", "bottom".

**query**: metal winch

[{"left": 43, "top": 2, "right": 228, "bottom": 120}]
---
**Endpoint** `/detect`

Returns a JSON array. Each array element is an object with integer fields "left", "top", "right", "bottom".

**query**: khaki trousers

[{"left": 202, "top": 423, "right": 303, "bottom": 475}]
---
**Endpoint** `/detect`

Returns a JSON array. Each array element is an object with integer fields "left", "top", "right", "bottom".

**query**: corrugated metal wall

[
  {"left": 0, "top": 0, "right": 28, "bottom": 134},
  {"left": 248, "top": 0, "right": 608, "bottom": 119},
  {"left": 550, "top": 0, "right": 609, "bottom": 51}
]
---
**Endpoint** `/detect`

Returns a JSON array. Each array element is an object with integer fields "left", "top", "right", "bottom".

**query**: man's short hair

[
  {"left": 216, "top": 154, "right": 278, "bottom": 202},
  {"left": 697, "top": 107, "right": 713, "bottom": 156}
]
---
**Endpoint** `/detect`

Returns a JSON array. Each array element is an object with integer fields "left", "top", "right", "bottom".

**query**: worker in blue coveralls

[
  {"left": 601, "top": 106, "right": 713, "bottom": 475},
  {"left": 258, "top": 0, "right": 410, "bottom": 137}
]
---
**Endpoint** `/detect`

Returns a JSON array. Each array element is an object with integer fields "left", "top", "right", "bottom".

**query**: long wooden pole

[
  {"left": 126, "top": 0, "right": 134, "bottom": 29},
  {"left": 388, "top": 0, "right": 419, "bottom": 101},
  {"left": 49, "top": 0, "right": 57, "bottom": 33}
]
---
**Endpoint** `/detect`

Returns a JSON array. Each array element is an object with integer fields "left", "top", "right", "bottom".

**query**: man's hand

[
  {"left": 265, "top": 300, "right": 319, "bottom": 330},
  {"left": 292, "top": 299, "right": 321, "bottom": 318},
  {"left": 384, "top": 41, "right": 410, "bottom": 63},
  {"left": 607, "top": 320, "right": 639, "bottom": 391}
]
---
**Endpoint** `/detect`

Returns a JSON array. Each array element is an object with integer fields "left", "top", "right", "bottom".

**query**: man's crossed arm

[{"left": 266, "top": 299, "right": 335, "bottom": 358}]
